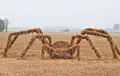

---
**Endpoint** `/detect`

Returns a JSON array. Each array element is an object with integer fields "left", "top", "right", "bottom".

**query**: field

[{"left": 0, "top": 32, "right": 120, "bottom": 76}]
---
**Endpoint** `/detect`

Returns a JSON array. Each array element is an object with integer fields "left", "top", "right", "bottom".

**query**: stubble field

[{"left": 0, "top": 32, "right": 120, "bottom": 76}]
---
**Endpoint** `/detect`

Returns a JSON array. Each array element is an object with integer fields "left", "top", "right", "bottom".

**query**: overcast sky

[{"left": 0, "top": 0, "right": 120, "bottom": 29}]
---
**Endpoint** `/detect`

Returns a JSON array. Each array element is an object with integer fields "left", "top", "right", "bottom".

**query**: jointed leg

[
  {"left": 41, "top": 44, "right": 54, "bottom": 58},
  {"left": 68, "top": 44, "right": 80, "bottom": 59},
  {"left": 81, "top": 28, "right": 109, "bottom": 34},
  {"left": 3, "top": 28, "right": 43, "bottom": 57},
  {"left": 82, "top": 28, "right": 120, "bottom": 55},
  {"left": 107, "top": 37, "right": 119, "bottom": 59},
  {"left": 20, "top": 34, "right": 52, "bottom": 58},
  {"left": 71, "top": 35, "right": 102, "bottom": 59},
  {"left": 115, "top": 45, "right": 120, "bottom": 55},
  {"left": 3, "top": 34, "right": 19, "bottom": 57},
  {"left": 80, "top": 28, "right": 120, "bottom": 59}
]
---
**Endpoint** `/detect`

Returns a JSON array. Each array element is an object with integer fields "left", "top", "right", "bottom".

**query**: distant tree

[
  {"left": 113, "top": 23, "right": 120, "bottom": 30},
  {"left": 3, "top": 18, "right": 10, "bottom": 32},
  {"left": 0, "top": 19, "right": 5, "bottom": 32},
  {"left": 64, "top": 29, "right": 70, "bottom": 32},
  {"left": 61, "top": 29, "right": 70, "bottom": 32}
]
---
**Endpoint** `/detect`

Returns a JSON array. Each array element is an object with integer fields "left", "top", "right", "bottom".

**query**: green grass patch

[
  {"left": 88, "top": 62, "right": 94, "bottom": 64},
  {"left": 105, "top": 61, "right": 107, "bottom": 63},
  {"left": 112, "top": 37, "right": 120, "bottom": 39},
  {"left": 88, "top": 61, "right": 100, "bottom": 64},
  {"left": 78, "top": 59, "right": 80, "bottom": 61},
  {"left": 88, "top": 61, "right": 96, "bottom": 64},
  {"left": 87, "top": 59, "right": 91, "bottom": 61},
  {"left": 101, "top": 51, "right": 105, "bottom": 53},
  {"left": 96, "top": 62, "right": 99, "bottom": 63}
]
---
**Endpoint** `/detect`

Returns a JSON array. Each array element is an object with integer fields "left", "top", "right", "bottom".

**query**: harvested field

[{"left": 0, "top": 32, "right": 120, "bottom": 76}]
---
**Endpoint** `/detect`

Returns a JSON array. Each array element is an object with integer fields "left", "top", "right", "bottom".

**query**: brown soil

[{"left": 0, "top": 32, "right": 120, "bottom": 76}]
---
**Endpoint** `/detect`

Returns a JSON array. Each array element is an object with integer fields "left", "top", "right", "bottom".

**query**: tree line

[{"left": 0, "top": 18, "right": 119, "bottom": 32}]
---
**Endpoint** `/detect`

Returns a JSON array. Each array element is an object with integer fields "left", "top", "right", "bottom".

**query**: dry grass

[{"left": 0, "top": 32, "right": 120, "bottom": 76}]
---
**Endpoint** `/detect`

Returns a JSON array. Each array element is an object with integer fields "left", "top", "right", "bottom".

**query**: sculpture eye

[
  {"left": 64, "top": 50, "right": 67, "bottom": 54},
  {"left": 56, "top": 50, "right": 59, "bottom": 53}
]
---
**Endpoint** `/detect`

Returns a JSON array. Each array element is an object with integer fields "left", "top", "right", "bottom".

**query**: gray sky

[{"left": 0, "top": 0, "right": 120, "bottom": 29}]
